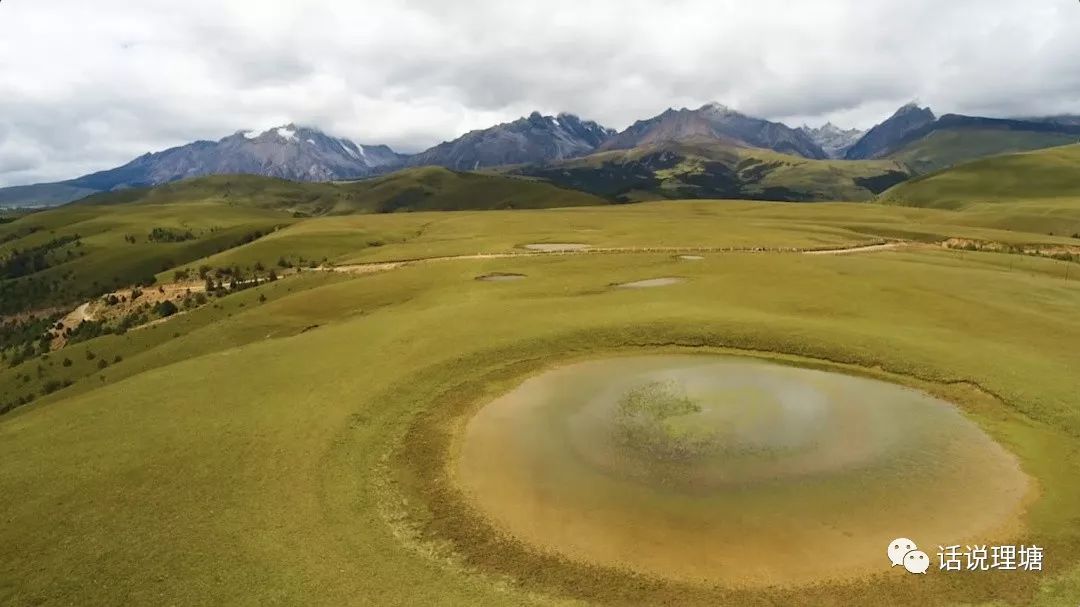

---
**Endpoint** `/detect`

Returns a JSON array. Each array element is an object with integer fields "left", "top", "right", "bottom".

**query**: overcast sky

[{"left": 1, "top": 0, "right": 1078, "bottom": 187}]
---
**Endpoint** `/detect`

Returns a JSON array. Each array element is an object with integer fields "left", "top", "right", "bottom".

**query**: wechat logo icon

[{"left": 889, "top": 537, "right": 929, "bottom": 574}]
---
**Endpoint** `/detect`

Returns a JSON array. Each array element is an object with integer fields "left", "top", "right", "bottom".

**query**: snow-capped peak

[
  {"left": 702, "top": 102, "right": 738, "bottom": 114},
  {"left": 338, "top": 139, "right": 366, "bottom": 160}
]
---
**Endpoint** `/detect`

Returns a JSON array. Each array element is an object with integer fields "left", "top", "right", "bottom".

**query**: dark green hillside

[
  {"left": 0, "top": 203, "right": 291, "bottom": 314},
  {"left": 79, "top": 167, "right": 605, "bottom": 214},
  {"left": 882, "top": 114, "right": 1080, "bottom": 173},
  {"left": 0, "top": 168, "right": 604, "bottom": 314},
  {"left": 888, "top": 128, "right": 1078, "bottom": 175},
  {"left": 879, "top": 144, "right": 1080, "bottom": 208},
  {"left": 514, "top": 140, "right": 911, "bottom": 202}
]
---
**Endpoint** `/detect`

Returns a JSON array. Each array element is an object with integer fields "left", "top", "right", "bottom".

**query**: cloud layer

[{"left": 1, "top": 0, "right": 1078, "bottom": 186}]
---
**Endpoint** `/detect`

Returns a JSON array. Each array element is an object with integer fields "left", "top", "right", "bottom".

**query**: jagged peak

[
  {"left": 701, "top": 102, "right": 741, "bottom": 115},
  {"left": 517, "top": 111, "right": 608, "bottom": 131},
  {"left": 892, "top": 102, "right": 934, "bottom": 119}
]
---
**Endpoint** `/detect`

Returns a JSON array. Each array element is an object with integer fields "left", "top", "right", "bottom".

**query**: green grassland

[
  {"left": 887, "top": 129, "right": 1080, "bottom": 175},
  {"left": 512, "top": 139, "right": 912, "bottom": 202},
  {"left": 79, "top": 167, "right": 605, "bottom": 215},
  {"left": 2, "top": 147, "right": 1080, "bottom": 605},
  {"left": 0, "top": 202, "right": 293, "bottom": 314},
  {"left": 0, "top": 169, "right": 603, "bottom": 313},
  {"left": 166, "top": 198, "right": 1080, "bottom": 279},
  {"left": 881, "top": 144, "right": 1080, "bottom": 210},
  {"left": 2, "top": 236, "right": 1080, "bottom": 606},
  {"left": 2, "top": 193, "right": 1080, "bottom": 600}
]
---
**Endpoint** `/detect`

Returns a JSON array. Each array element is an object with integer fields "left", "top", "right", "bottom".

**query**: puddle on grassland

[
  {"left": 615, "top": 277, "right": 684, "bottom": 288},
  {"left": 455, "top": 355, "right": 1030, "bottom": 586},
  {"left": 476, "top": 273, "right": 527, "bottom": 282}
]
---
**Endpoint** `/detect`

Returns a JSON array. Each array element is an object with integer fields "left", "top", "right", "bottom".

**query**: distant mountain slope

[
  {"left": 798, "top": 123, "right": 864, "bottom": 159},
  {"left": 6, "top": 103, "right": 1079, "bottom": 210},
  {"left": 72, "top": 124, "right": 403, "bottom": 189},
  {"left": 847, "top": 104, "right": 1080, "bottom": 174},
  {"left": 1020, "top": 115, "right": 1080, "bottom": 127},
  {"left": 886, "top": 127, "right": 1078, "bottom": 175},
  {"left": 513, "top": 139, "right": 909, "bottom": 202},
  {"left": 601, "top": 103, "right": 828, "bottom": 159},
  {"left": 408, "top": 112, "right": 614, "bottom": 170},
  {"left": 882, "top": 115, "right": 1080, "bottom": 174},
  {"left": 845, "top": 103, "right": 936, "bottom": 160},
  {"left": 77, "top": 167, "right": 606, "bottom": 214},
  {"left": 0, "top": 125, "right": 405, "bottom": 208},
  {"left": 878, "top": 144, "right": 1080, "bottom": 208},
  {"left": 0, "top": 183, "right": 99, "bottom": 208}
]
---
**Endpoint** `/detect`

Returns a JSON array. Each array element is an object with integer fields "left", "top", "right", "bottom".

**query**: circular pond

[{"left": 454, "top": 355, "right": 1030, "bottom": 586}]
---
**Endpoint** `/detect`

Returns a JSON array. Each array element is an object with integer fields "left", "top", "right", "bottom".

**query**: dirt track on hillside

[
  {"left": 44, "top": 239, "right": 914, "bottom": 348},
  {"left": 325, "top": 240, "right": 913, "bottom": 273}
]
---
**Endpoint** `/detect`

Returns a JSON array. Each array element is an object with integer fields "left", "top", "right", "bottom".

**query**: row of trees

[{"left": 0, "top": 234, "right": 81, "bottom": 280}]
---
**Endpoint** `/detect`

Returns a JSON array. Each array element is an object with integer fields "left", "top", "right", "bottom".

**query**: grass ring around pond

[{"left": 388, "top": 342, "right": 1053, "bottom": 606}]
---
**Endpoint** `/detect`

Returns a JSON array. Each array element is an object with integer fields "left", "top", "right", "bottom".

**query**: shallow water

[
  {"left": 456, "top": 355, "right": 1029, "bottom": 585},
  {"left": 615, "top": 277, "right": 684, "bottom": 288}
]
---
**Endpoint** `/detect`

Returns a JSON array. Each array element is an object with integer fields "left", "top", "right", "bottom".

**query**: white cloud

[{"left": 1, "top": 0, "right": 1078, "bottom": 186}]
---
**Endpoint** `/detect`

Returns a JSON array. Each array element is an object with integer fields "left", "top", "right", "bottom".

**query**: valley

[
  {"left": 2, "top": 143, "right": 1080, "bottom": 606},
  {"left": 4, "top": 3, "right": 1080, "bottom": 605}
]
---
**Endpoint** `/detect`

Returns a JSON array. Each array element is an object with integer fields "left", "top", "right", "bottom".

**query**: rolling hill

[
  {"left": 878, "top": 144, "right": 1080, "bottom": 208},
  {"left": 4, "top": 199, "right": 1080, "bottom": 606},
  {"left": 884, "top": 123, "right": 1079, "bottom": 174},
  {"left": 846, "top": 104, "right": 1080, "bottom": 173},
  {"left": 0, "top": 168, "right": 604, "bottom": 313},
  {"left": 513, "top": 139, "right": 910, "bottom": 202},
  {"left": 77, "top": 167, "right": 606, "bottom": 215}
]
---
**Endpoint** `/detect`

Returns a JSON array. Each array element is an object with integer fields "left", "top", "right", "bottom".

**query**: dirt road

[{"left": 327, "top": 241, "right": 911, "bottom": 273}]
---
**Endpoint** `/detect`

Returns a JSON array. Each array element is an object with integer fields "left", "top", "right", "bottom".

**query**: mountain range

[
  {"left": 798, "top": 122, "right": 865, "bottom": 159},
  {"left": 599, "top": 103, "right": 828, "bottom": 159},
  {"left": 3, "top": 102, "right": 1079, "bottom": 208},
  {"left": 406, "top": 112, "right": 614, "bottom": 170}
]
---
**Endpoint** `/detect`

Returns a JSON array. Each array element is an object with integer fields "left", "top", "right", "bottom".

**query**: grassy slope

[
  {"left": 0, "top": 202, "right": 293, "bottom": 314},
  {"left": 1, "top": 237, "right": 1079, "bottom": 606},
  {"left": 513, "top": 140, "right": 911, "bottom": 202},
  {"left": 0, "top": 182, "right": 100, "bottom": 208},
  {"left": 78, "top": 167, "right": 606, "bottom": 214},
  {"left": 887, "top": 128, "right": 1079, "bottom": 175},
  {"left": 0, "top": 168, "right": 604, "bottom": 312},
  {"left": 6, "top": 197, "right": 1074, "bottom": 410},
  {"left": 880, "top": 144, "right": 1080, "bottom": 210},
  {"left": 170, "top": 199, "right": 1080, "bottom": 278}
]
